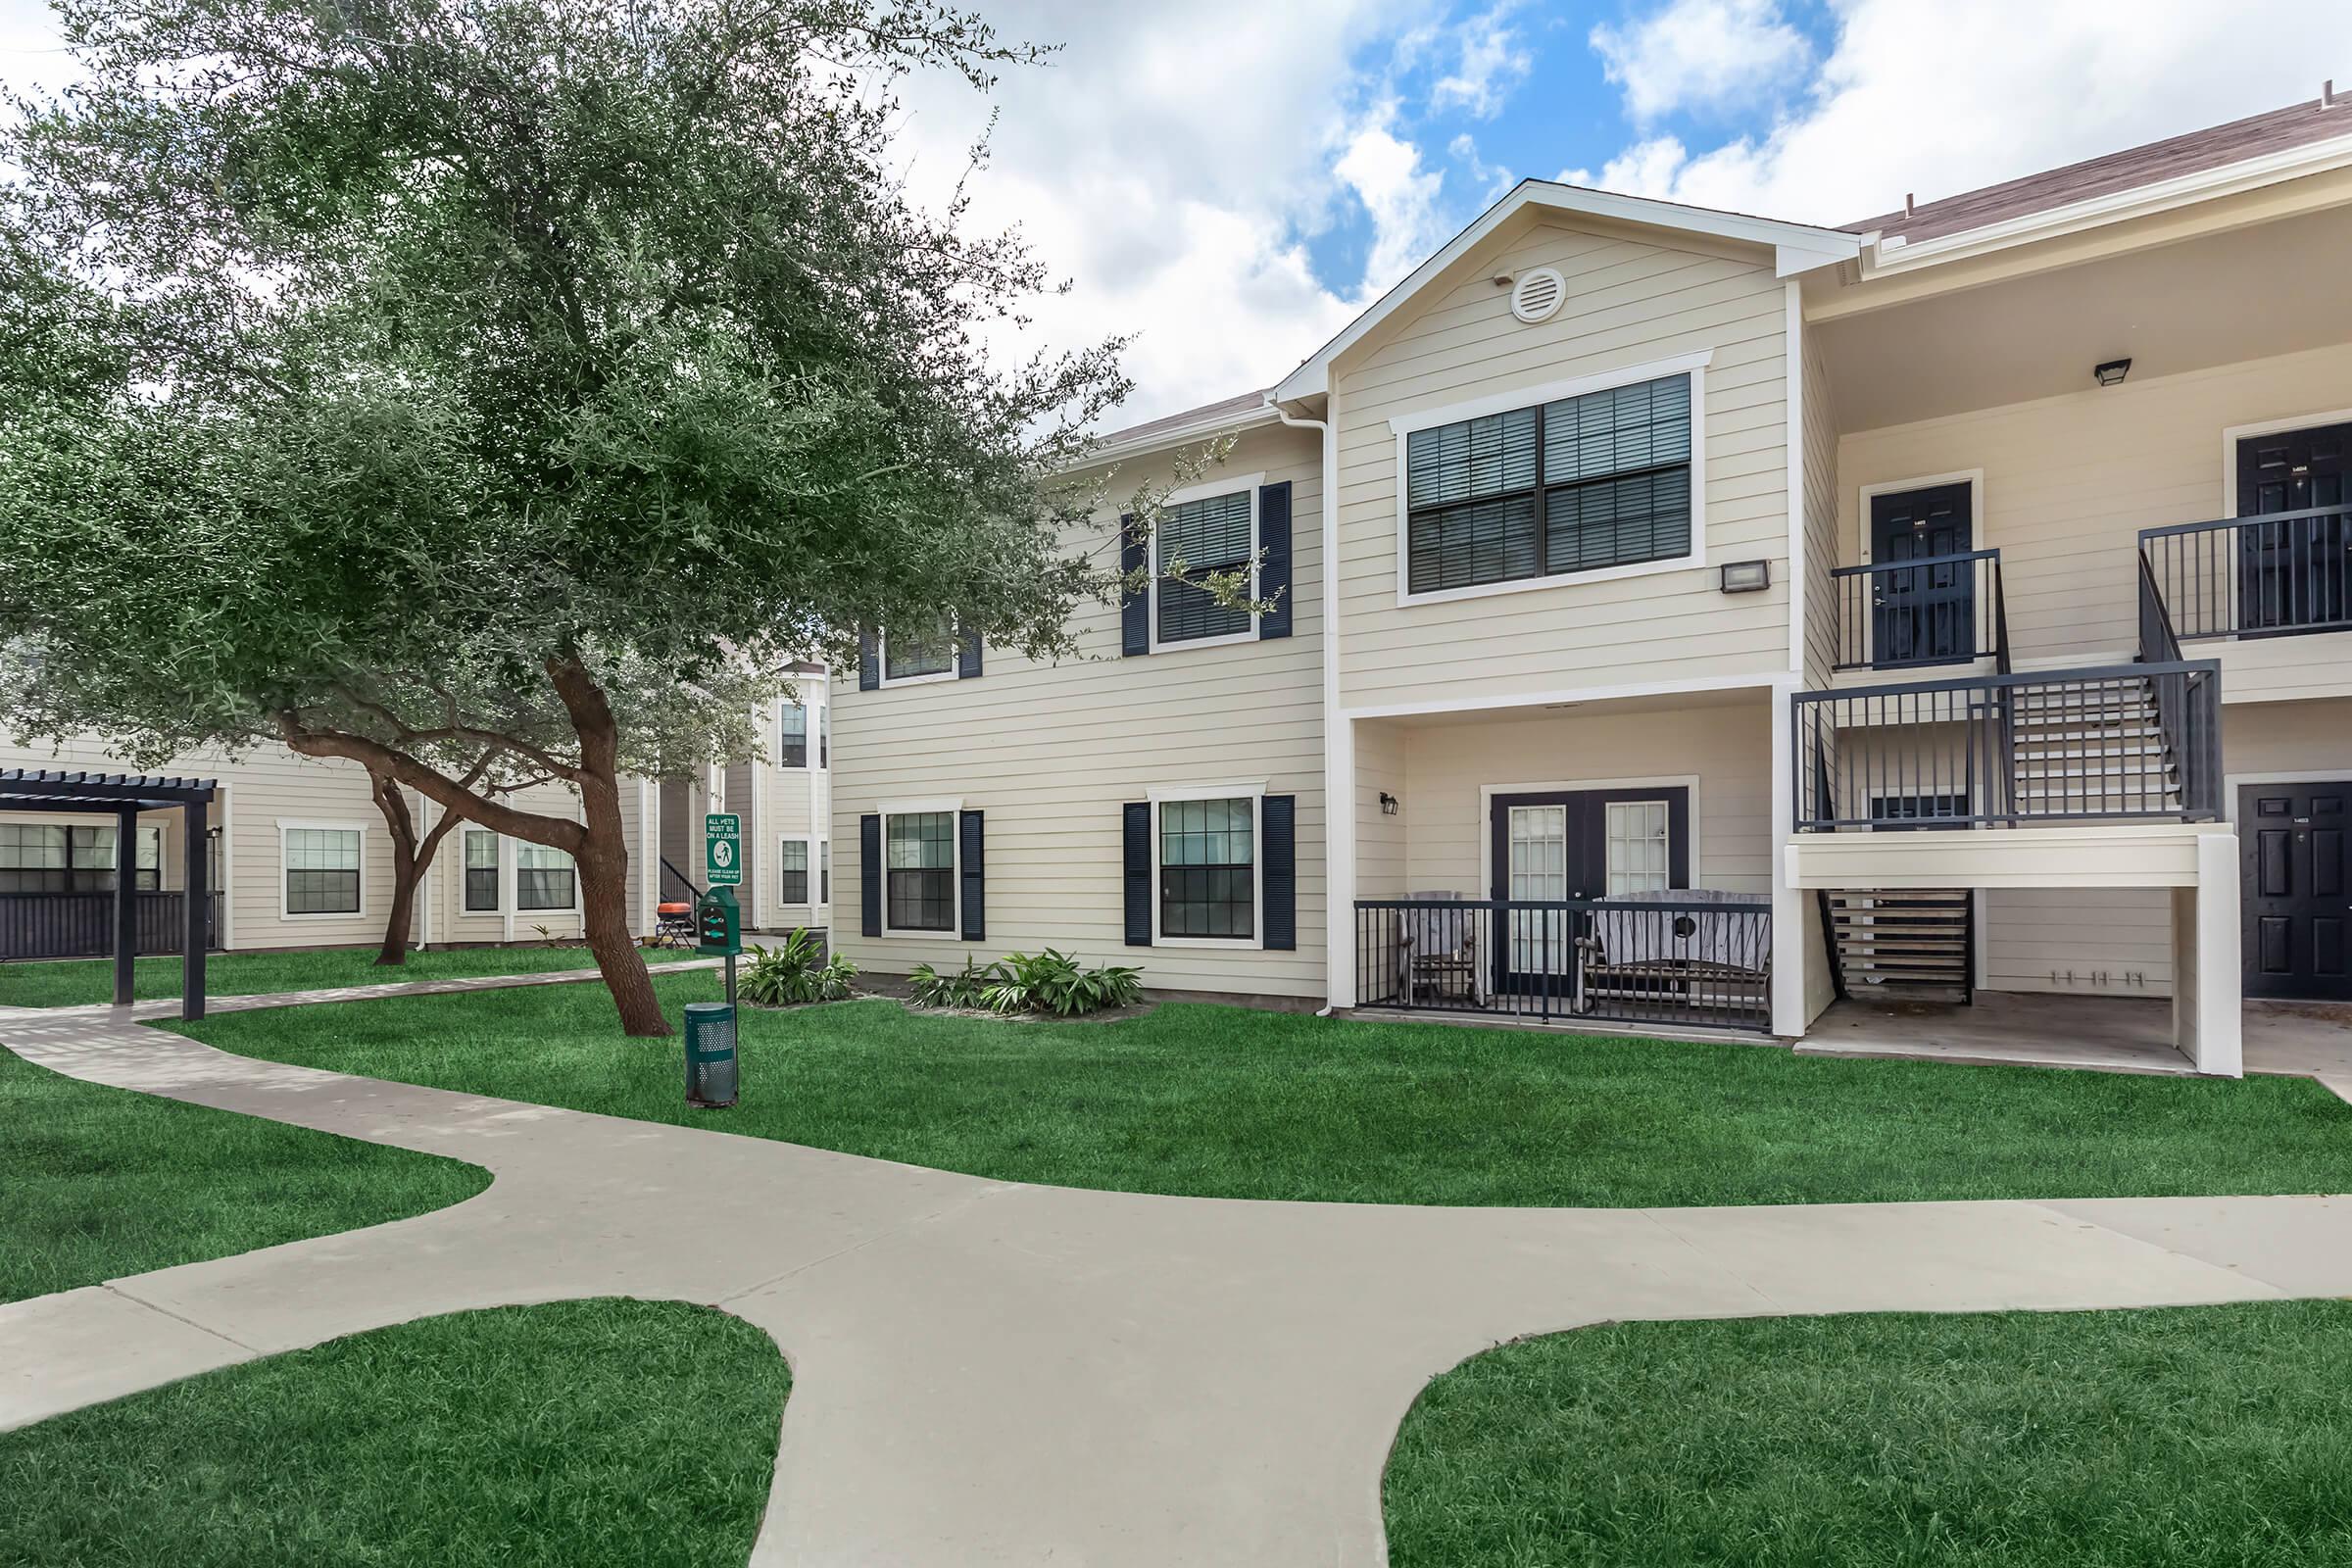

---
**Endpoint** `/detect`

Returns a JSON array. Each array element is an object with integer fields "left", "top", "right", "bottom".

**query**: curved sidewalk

[{"left": 5, "top": 995, "right": 2351, "bottom": 1566}]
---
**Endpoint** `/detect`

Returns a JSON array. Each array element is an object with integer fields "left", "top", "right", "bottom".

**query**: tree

[{"left": 0, "top": 0, "right": 1163, "bottom": 1034}]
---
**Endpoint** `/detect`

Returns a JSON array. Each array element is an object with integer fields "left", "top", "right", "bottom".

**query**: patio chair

[{"left": 1397, "top": 890, "right": 1488, "bottom": 1006}]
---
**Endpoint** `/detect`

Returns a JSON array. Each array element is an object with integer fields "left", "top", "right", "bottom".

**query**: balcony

[
  {"left": 1827, "top": 550, "right": 2006, "bottom": 672},
  {"left": 2138, "top": 504, "right": 2352, "bottom": 642}
]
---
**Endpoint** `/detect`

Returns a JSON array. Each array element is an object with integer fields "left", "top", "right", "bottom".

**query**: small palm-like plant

[
  {"left": 909, "top": 956, "right": 1004, "bottom": 1010},
  {"left": 738, "top": 928, "right": 857, "bottom": 1005},
  {"left": 979, "top": 949, "right": 1144, "bottom": 1017}
]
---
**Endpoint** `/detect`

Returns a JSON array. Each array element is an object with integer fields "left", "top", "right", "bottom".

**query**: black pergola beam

[
  {"left": 114, "top": 806, "right": 138, "bottom": 1007},
  {"left": 0, "top": 768, "right": 218, "bottom": 808}
]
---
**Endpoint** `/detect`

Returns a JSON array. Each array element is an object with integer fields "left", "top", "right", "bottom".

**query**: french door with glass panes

[{"left": 1488, "top": 787, "right": 1690, "bottom": 994}]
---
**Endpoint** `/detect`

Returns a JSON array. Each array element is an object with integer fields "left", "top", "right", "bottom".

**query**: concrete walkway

[{"left": 5, "top": 998, "right": 2352, "bottom": 1565}]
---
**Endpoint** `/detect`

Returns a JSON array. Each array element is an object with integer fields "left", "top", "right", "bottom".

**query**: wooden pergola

[{"left": 0, "top": 768, "right": 216, "bottom": 1018}]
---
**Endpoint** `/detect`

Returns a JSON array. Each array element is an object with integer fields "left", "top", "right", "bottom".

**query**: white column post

[
  {"left": 1769, "top": 675, "right": 1810, "bottom": 1038},
  {"left": 1326, "top": 712, "right": 1356, "bottom": 1010},
  {"left": 2174, "top": 828, "right": 2242, "bottom": 1075}
]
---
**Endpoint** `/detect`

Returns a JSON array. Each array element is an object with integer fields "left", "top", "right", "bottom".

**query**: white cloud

[
  {"left": 1573, "top": 0, "right": 2352, "bottom": 226},
  {"left": 1590, "top": 0, "right": 1809, "bottom": 124},
  {"left": 889, "top": 0, "right": 1447, "bottom": 426},
  {"left": 1432, "top": 1, "right": 1533, "bottom": 120}
]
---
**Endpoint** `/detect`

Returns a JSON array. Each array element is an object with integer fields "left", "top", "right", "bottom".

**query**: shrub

[
  {"left": 737, "top": 929, "right": 857, "bottom": 1005},
  {"left": 908, "top": 956, "right": 1003, "bottom": 1010},
  {"left": 983, "top": 949, "right": 1144, "bottom": 1018}
]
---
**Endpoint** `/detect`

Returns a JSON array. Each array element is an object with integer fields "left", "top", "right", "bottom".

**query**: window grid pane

[
  {"left": 463, "top": 830, "right": 499, "bottom": 912},
  {"left": 886, "top": 813, "right": 956, "bottom": 931},
  {"left": 886, "top": 626, "right": 955, "bottom": 680},
  {"left": 779, "top": 839, "right": 809, "bottom": 905},
  {"left": 1156, "top": 491, "right": 1254, "bottom": 644},
  {"left": 1604, "top": 800, "right": 1671, "bottom": 897},
  {"left": 779, "top": 704, "right": 808, "bottom": 767},
  {"left": 514, "top": 841, "right": 574, "bottom": 911},
  {"left": 1158, "top": 797, "right": 1254, "bottom": 940},
  {"left": 1405, "top": 373, "right": 1693, "bottom": 594}
]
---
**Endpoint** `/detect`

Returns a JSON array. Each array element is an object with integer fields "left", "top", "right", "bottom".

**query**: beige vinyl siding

[
  {"left": 1837, "top": 338, "right": 2352, "bottom": 668},
  {"left": 1385, "top": 692, "right": 1774, "bottom": 898},
  {"left": 1799, "top": 327, "right": 1841, "bottom": 685},
  {"left": 1332, "top": 215, "right": 1792, "bottom": 711},
  {"left": 1354, "top": 718, "right": 1409, "bottom": 901},
  {"left": 831, "top": 422, "right": 1327, "bottom": 998}
]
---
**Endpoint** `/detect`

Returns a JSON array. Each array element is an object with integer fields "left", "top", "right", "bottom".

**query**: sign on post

[{"left": 704, "top": 811, "right": 742, "bottom": 887}]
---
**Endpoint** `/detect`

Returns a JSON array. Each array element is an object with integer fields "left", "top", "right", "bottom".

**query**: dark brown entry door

[
  {"left": 2241, "top": 782, "right": 2351, "bottom": 1001},
  {"left": 1868, "top": 481, "right": 1976, "bottom": 667},
  {"left": 2237, "top": 422, "right": 2350, "bottom": 634}
]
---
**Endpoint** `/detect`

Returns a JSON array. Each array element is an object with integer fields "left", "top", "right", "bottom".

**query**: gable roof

[
  {"left": 1848, "top": 96, "right": 2352, "bottom": 246},
  {"left": 1271, "top": 181, "right": 1860, "bottom": 403}
]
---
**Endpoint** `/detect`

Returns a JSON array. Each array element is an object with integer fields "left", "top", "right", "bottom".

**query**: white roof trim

[
  {"left": 1271, "top": 180, "right": 1862, "bottom": 402},
  {"left": 1079, "top": 401, "right": 1286, "bottom": 468},
  {"left": 1861, "top": 126, "right": 2352, "bottom": 276}
]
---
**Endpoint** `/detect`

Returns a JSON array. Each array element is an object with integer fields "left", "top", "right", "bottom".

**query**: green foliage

[
  {"left": 738, "top": 929, "right": 857, "bottom": 1006},
  {"left": 910, "top": 949, "right": 1142, "bottom": 1016}
]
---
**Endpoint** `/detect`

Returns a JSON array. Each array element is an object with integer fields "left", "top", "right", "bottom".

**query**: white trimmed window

[
  {"left": 462, "top": 828, "right": 500, "bottom": 912},
  {"left": 1603, "top": 801, "right": 1672, "bottom": 896},
  {"left": 818, "top": 839, "right": 831, "bottom": 905},
  {"left": 282, "top": 825, "right": 363, "bottom": 916},
  {"left": 884, "top": 810, "right": 956, "bottom": 932},
  {"left": 1152, "top": 481, "right": 1258, "bottom": 649},
  {"left": 778, "top": 703, "right": 808, "bottom": 768},
  {"left": 778, "top": 836, "right": 811, "bottom": 905},
  {"left": 0, "top": 823, "right": 161, "bottom": 894},
  {"left": 1151, "top": 786, "right": 1262, "bottom": 947},
  {"left": 514, "top": 842, "right": 576, "bottom": 912},
  {"left": 880, "top": 623, "right": 956, "bottom": 686}
]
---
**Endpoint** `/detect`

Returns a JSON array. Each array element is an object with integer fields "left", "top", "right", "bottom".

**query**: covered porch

[{"left": 1344, "top": 684, "right": 1788, "bottom": 1036}]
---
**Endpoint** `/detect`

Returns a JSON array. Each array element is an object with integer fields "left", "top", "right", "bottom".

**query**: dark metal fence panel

[
  {"left": 1829, "top": 550, "right": 2003, "bottom": 671},
  {"left": 2140, "top": 505, "right": 2352, "bottom": 642},
  {"left": 1355, "top": 897, "right": 1772, "bottom": 1033},
  {"left": 1791, "top": 661, "right": 2221, "bottom": 831},
  {"left": 0, "top": 892, "right": 222, "bottom": 960}
]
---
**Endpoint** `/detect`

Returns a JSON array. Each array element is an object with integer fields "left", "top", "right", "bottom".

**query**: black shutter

[
  {"left": 858, "top": 630, "right": 879, "bottom": 691},
  {"left": 958, "top": 809, "right": 985, "bottom": 941},
  {"left": 1262, "top": 794, "right": 1296, "bottom": 951},
  {"left": 957, "top": 619, "right": 983, "bottom": 679},
  {"left": 1120, "top": 515, "right": 1149, "bottom": 657},
  {"left": 859, "top": 813, "right": 882, "bottom": 936},
  {"left": 1122, "top": 802, "right": 1152, "bottom": 946},
  {"left": 1258, "top": 481, "right": 1293, "bottom": 640}
]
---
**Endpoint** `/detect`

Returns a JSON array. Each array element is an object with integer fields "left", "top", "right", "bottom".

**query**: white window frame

[
  {"left": 1149, "top": 472, "right": 1264, "bottom": 653},
  {"left": 777, "top": 701, "right": 811, "bottom": 767},
  {"left": 512, "top": 839, "right": 582, "bottom": 916},
  {"left": 776, "top": 833, "right": 815, "bottom": 906},
  {"left": 461, "top": 826, "right": 502, "bottom": 913},
  {"left": 1147, "top": 780, "right": 1266, "bottom": 951},
  {"left": 276, "top": 819, "right": 368, "bottom": 922},
  {"left": 880, "top": 797, "right": 962, "bottom": 938},
  {"left": 1389, "top": 350, "right": 1712, "bottom": 608},
  {"left": 877, "top": 628, "right": 960, "bottom": 689},
  {"left": 818, "top": 838, "right": 831, "bottom": 906}
]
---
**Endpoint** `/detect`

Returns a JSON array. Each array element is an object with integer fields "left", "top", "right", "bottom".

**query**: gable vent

[{"left": 1509, "top": 267, "right": 1564, "bottom": 323}]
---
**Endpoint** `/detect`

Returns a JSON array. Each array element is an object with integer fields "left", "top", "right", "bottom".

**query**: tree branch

[{"left": 277, "top": 713, "right": 585, "bottom": 851}]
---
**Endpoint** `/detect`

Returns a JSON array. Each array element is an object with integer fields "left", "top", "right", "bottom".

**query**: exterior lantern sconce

[
  {"left": 1719, "top": 560, "right": 1770, "bottom": 594},
  {"left": 1379, "top": 792, "right": 1400, "bottom": 816},
  {"left": 2093, "top": 358, "right": 2132, "bottom": 387}
]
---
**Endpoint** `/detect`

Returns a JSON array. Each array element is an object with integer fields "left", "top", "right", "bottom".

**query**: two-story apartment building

[{"left": 834, "top": 95, "right": 2352, "bottom": 1076}]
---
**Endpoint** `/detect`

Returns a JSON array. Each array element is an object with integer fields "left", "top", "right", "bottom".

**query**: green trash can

[{"left": 684, "top": 1002, "right": 737, "bottom": 1108}]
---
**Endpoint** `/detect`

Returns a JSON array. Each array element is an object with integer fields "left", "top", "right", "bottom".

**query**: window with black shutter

[
  {"left": 1404, "top": 371, "right": 1693, "bottom": 596},
  {"left": 1156, "top": 795, "right": 1255, "bottom": 941},
  {"left": 885, "top": 811, "right": 956, "bottom": 931},
  {"left": 1155, "top": 490, "right": 1255, "bottom": 645}
]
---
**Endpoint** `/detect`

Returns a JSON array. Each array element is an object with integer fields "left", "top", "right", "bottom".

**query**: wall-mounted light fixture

[
  {"left": 2092, "top": 358, "right": 2132, "bottom": 387},
  {"left": 1379, "top": 791, "right": 1400, "bottom": 816},
  {"left": 1719, "top": 559, "right": 1771, "bottom": 594}
]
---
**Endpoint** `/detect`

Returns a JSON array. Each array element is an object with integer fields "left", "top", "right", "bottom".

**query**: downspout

[{"left": 1266, "top": 393, "right": 1345, "bottom": 1018}]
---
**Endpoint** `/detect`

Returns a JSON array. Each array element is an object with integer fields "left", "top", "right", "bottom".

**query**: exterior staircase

[
  {"left": 1823, "top": 889, "right": 1972, "bottom": 1003},
  {"left": 2006, "top": 678, "right": 2181, "bottom": 817}
]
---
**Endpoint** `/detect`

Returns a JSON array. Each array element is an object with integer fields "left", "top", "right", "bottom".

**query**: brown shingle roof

[{"left": 1848, "top": 96, "right": 2352, "bottom": 244}]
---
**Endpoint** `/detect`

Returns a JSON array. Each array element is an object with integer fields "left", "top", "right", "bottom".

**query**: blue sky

[{"left": 7, "top": 0, "right": 2351, "bottom": 423}]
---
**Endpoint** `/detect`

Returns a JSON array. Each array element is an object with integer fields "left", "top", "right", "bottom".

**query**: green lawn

[
  {"left": 0, "top": 944, "right": 702, "bottom": 1008},
  {"left": 0, "top": 1298, "right": 788, "bottom": 1567},
  {"left": 0, "top": 1048, "right": 488, "bottom": 1303},
  {"left": 167, "top": 973, "right": 2352, "bottom": 1206},
  {"left": 1384, "top": 1301, "right": 2352, "bottom": 1567}
]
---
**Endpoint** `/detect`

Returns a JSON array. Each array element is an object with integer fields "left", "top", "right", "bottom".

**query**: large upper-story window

[
  {"left": 1400, "top": 366, "right": 1697, "bottom": 601},
  {"left": 778, "top": 703, "right": 808, "bottom": 768},
  {"left": 1154, "top": 488, "right": 1255, "bottom": 647},
  {"left": 882, "top": 624, "right": 956, "bottom": 684}
]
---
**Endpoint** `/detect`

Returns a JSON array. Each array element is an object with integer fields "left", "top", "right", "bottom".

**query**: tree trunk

[
  {"left": 555, "top": 660, "right": 669, "bottom": 1038},
  {"left": 368, "top": 771, "right": 464, "bottom": 966}
]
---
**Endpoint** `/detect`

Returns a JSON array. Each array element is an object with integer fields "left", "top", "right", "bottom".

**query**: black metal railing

[
  {"left": 659, "top": 854, "right": 704, "bottom": 905},
  {"left": 1790, "top": 662, "right": 2221, "bottom": 830},
  {"left": 1829, "top": 550, "right": 2003, "bottom": 671},
  {"left": 2139, "top": 504, "right": 2352, "bottom": 641},
  {"left": 0, "top": 891, "right": 223, "bottom": 961},
  {"left": 1354, "top": 897, "right": 1772, "bottom": 1033}
]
